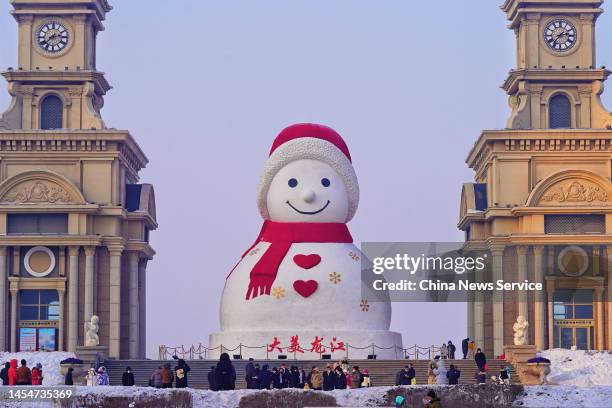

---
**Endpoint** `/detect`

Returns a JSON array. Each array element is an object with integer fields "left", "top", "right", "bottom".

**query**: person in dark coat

[
  {"left": 0, "top": 362, "right": 9, "bottom": 385},
  {"left": 333, "top": 366, "right": 346, "bottom": 389},
  {"left": 252, "top": 364, "right": 261, "bottom": 389},
  {"left": 174, "top": 359, "right": 191, "bottom": 388},
  {"left": 207, "top": 366, "right": 217, "bottom": 391},
  {"left": 298, "top": 367, "right": 307, "bottom": 388},
  {"left": 245, "top": 358, "right": 256, "bottom": 389},
  {"left": 475, "top": 370, "right": 486, "bottom": 384},
  {"left": 322, "top": 365, "right": 335, "bottom": 391},
  {"left": 287, "top": 366, "right": 300, "bottom": 388},
  {"left": 396, "top": 366, "right": 411, "bottom": 385},
  {"left": 271, "top": 367, "right": 280, "bottom": 389},
  {"left": 64, "top": 367, "right": 74, "bottom": 386},
  {"left": 258, "top": 364, "right": 272, "bottom": 390},
  {"left": 122, "top": 367, "right": 135, "bottom": 386},
  {"left": 278, "top": 365, "right": 289, "bottom": 388},
  {"left": 215, "top": 353, "right": 236, "bottom": 391},
  {"left": 446, "top": 364, "right": 461, "bottom": 385},
  {"left": 407, "top": 364, "right": 416, "bottom": 385},
  {"left": 448, "top": 341, "right": 456, "bottom": 359},
  {"left": 474, "top": 348, "right": 487, "bottom": 371},
  {"left": 462, "top": 338, "right": 469, "bottom": 359}
]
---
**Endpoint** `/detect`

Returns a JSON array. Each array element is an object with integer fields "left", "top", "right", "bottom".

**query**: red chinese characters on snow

[
  {"left": 267, "top": 336, "right": 283, "bottom": 353},
  {"left": 267, "top": 336, "right": 346, "bottom": 355}
]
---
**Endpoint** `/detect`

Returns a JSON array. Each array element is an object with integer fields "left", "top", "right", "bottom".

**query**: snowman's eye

[
  {"left": 321, "top": 178, "right": 331, "bottom": 187},
  {"left": 288, "top": 178, "right": 298, "bottom": 188}
]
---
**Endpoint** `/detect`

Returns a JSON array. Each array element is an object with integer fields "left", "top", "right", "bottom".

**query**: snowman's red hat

[{"left": 257, "top": 123, "right": 359, "bottom": 222}]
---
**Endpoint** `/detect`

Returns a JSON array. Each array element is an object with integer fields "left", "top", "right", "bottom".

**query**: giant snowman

[{"left": 209, "top": 124, "right": 402, "bottom": 359}]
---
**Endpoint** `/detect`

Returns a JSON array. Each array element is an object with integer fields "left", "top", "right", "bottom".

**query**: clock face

[
  {"left": 544, "top": 19, "right": 577, "bottom": 52},
  {"left": 36, "top": 21, "right": 69, "bottom": 53}
]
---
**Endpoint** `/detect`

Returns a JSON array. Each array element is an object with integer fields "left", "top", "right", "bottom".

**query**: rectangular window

[
  {"left": 7, "top": 214, "right": 68, "bottom": 234},
  {"left": 544, "top": 214, "right": 605, "bottom": 234}
]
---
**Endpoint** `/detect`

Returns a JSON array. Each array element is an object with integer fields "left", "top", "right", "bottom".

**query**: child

[
  {"left": 361, "top": 369, "right": 371, "bottom": 387},
  {"left": 32, "top": 363, "right": 43, "bottom": 385},
  {"left": 97, "top": 366, "right": 109, "bottom": 385},
  {"left": 86, "top": 367, "right": 97, "bottom": 386}
]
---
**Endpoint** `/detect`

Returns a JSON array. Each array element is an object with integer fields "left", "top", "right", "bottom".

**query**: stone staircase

[{"left": 102, "top": 359, "right": 518, "bottom": 389}]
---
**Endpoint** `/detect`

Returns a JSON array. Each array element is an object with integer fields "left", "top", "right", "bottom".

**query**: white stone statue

[
  {"left": 513, "top": 315, "right": 529, "bottom": 345},
  {"left": 84, "top": 315, "right": 100, "bottom": 347},
  {"left": 433, "top": 358, "right": 448, "bottom": 384}
]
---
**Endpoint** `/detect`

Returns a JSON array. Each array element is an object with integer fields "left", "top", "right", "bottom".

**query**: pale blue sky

[{"left": 1, "top": 1, "right": 612, "bottom": 358}]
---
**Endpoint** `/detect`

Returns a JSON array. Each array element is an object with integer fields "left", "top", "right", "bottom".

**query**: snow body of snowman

[{"left": 209, "top": 124, "right": 403, "bottom": 360}]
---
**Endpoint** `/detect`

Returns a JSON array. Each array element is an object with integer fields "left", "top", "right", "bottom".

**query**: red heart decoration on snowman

[
  {"left": 293, "top": 254, "right": 321, "bottom": 269},
  {"left": 293, "top": 280, "right": 318, "bottom": 298}
]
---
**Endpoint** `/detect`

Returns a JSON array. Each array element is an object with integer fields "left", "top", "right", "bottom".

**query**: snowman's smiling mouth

[{"left": 286, "top": 200, "right": 330, "bottom": 215}]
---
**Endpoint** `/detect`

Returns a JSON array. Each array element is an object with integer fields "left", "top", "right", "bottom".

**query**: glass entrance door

[{"left": 553, "top": 289, "right": 594, "bottom": 350}]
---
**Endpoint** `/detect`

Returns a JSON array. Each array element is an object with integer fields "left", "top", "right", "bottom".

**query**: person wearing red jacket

[
  {"left": 31, "top": 363, "right": 43, "bottom": 385},
  {"left": 8, "top": 359, "right": 17, "bottom": 386}
]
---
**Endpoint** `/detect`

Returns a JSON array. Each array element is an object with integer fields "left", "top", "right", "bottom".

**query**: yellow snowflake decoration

[
  {"left": 272, "top": 286, "right": 286, "bottom": 300},
  {"left": 360, "top": 299, "right": 369, "bottom": 312},
  {"left": 349, "top": 251, "right": 360, "bottom": 261},
  {"left": 329, "top": 272, "right": 342, "bottom": 284}
]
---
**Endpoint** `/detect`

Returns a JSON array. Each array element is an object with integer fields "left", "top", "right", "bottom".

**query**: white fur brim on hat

[{"left": 257, "top": 137, "right": 359, "bottom": 222}]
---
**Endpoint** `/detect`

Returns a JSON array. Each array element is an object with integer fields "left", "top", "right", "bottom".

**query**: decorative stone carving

[
  {"left": 540, "top": 180, "right": 608, "bottom": 205},
  {"left": 513, "top": 315, "right": 529, "bottom": 346},
  {"left": 84, "top": 315, "right": 100, "bottom": 347},
  {"left": 3, "top": 181, "right": 73, "bottom": 204}
]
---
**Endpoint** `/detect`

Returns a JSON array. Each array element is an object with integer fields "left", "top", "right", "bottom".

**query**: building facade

[
  {"left": 0, "top": 0, "right": 156, "bottom": 359},
  {"left": 459, "top": 0, "right": 612, "bottom": 357}
]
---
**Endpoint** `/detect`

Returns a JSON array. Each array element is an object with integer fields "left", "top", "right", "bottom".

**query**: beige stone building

[
  {"left": 0, "top": 0, "right": 156, "bottom": 359},
  {"left": 460, "top": 0, "right": 612, "bottom": 357}
]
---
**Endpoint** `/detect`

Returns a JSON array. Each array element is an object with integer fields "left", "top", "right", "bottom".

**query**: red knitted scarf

[{"left": 229, "top": 220, "right": 353, "bottom": 300}]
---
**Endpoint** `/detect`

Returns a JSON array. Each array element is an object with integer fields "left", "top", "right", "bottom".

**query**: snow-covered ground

[
  {"left": 513, "top": 349, "right": 612, "bottom": 407},
  {"left": 538, "top": 349, "right": 612, "bottom": 387},
  {"left": 516, "top": 385, "right": 612, "bottom": 407},
  {"left": 0, "top": 352, "right": 75, "bottom": 386}
]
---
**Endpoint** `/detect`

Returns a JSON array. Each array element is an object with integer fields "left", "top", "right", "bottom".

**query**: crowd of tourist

[
  {"left": 204, "top": 354, "right": 372, "bottom": 391},
  {"left": 0, "top": 359, "right": 43, "bottom": 385}
]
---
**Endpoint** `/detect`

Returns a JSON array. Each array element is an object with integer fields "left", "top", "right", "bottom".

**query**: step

[{"left": 102, "top": 359, "right": 519, "bottom": 389}]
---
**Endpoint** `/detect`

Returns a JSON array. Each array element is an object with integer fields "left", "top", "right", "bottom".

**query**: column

[
  {"left": 491, "top": 245, "right": 505, "bottom": 357},
  {"left": 58, "top": 289, "right": 65, "bottom": 352},
  {"left": 138, "top": 259, "right": 147, "bottom": 359},
  {"left": 606, "top": 246, "right": 612, "bottom": 348},
  {"left": 474, "top": 260, "right": 484, "bottom": 350},
  {"left": 0, "top": 247, "right": 7, "bottom": 350},
  {"left": 547, "top": 283, "right": 555, "bottom": 349},
  {"left": 595, "top": 287, "right": 604, "bottom": 350},
  {"left": 84, "top": 247, "right": 95, "bottom": 324},
  {"left": 532, "top": 246, "right": 546, "bottom": 350},
  {"left": 12, "top": 247, "right": 20, "bottom": 276},
  {"left": 128, "top": 252, "right": 140, "bottom": 359},
  {"left": 516, "top": 246, "right": 529, "bottom": 343},
  {"left": 10, "top": 289, "right": 17, "bottom": 352},
  {"left": 67, "top": 246, "right": 79, "bottom": 351},
  {"left": 109, "top": 247, "right": 123, "bottom": 359}
]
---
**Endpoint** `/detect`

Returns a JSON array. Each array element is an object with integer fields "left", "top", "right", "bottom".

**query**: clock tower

[
  {"left": 0, "top": 0, "right": 156, "bottom": 360},
  {"left": 459, "top": 0, "right": 612, "bottom": 358},
  {"left": 0, "top": 0, "right": 112, "bottom": 130},
  {"left": 503, "top": 0, "right": 612, "bottom": 129}
]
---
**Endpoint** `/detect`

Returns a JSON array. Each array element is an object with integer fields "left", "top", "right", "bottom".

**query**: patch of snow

[
  {"left": 0, "top": 351, "right": 76, "bottom": 386},
  {"left": 515, "top": 385, "right": 612, "bottom": 408},
  {"left": 539, "top": 349, "right": 612, "bottom": 387}
]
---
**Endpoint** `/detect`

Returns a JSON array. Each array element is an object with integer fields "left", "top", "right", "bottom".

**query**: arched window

[
  {"left": 549, "top": 94, "right": 571, "bottom": 129},
  {"left": 40, "top": 95, "right": 63, "bottom": 129}
]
